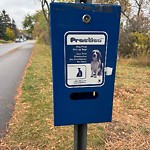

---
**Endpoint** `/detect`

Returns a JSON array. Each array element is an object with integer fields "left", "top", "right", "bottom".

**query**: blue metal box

[{"left": 50, "top": 3, "right": 121, "bottom": 126}]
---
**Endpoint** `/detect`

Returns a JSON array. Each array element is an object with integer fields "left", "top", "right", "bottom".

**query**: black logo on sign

[{"left": 76, "top": 68, "right": 82, "bottom": 77}]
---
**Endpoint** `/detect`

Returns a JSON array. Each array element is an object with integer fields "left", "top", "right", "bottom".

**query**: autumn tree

[
  {"left": 39, "top": 0, "right": 50, "bottom": 26},
  {"left": 22, "top": 14, "right": 36, "bottom": 35},
  {"left": 11, "top": 19, "right": 17, "bottom": 37},
  {"left": 119, "top": 0, "right": 150, "bottom": 57},
  {"left": 33, "top": 10, "right": 49, "bottom": 44},
  {"left": 94, "top": 0, "right": 150, "bottom": 57},
  {"left": 37, "top": 0, "right": 150, "bottom": 57},
  {"left": 0, "top": 12, "right": 3, "bottom": 38},
  {"left": 4, "top": 27, "right": 15, "bottom": 41},
  {"left": 0, "top": 10, "right": 17, "bottom": 40},
  {"left": 0, "top": 10, "right": 11, "bottom": 39}
]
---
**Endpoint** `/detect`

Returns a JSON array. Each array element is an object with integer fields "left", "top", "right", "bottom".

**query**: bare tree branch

[
  {"left": 121, "top": 10, "right": 132, "bottom": 24},
  {"left": 40, "top": 0, "right": 50, "bottom": 26},
  {"left": 134, "top": 0, "right": 145, "bottom": 18}
]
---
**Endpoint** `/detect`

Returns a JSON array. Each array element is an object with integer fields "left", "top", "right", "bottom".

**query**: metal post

[
  {"left": 74, "top": 124, "right": 88, "bottom": 150},
  {"left": 74, "top": 0, "right": 91, "bottom": 150},
  {"left": 75, "top": 0, "right": 92, "bottom": 4}
]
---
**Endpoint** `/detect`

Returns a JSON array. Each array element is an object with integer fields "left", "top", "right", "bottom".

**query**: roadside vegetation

[
  {"left": 23, "top": 0, "right": 150, "bottom": 58},
  {"left": 22, "top": 10, "right": 49, "bottom": 45},
  {"left": 0, "top": 10, "right": 17, "bottom": 41},
  {"left": 0, "top": 39, "right": 12, "bottom": 44},
  {"left": 0, "top": 10, "right": 30, "bottom": 42}
]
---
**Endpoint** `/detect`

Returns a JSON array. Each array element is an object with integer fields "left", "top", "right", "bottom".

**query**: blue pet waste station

[{"left": 50, "top": 2, "right": 121, "bottom": 126}]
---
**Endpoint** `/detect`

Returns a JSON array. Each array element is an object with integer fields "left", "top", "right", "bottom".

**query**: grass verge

[
  {"left": 0, "top": 39, "right": 13, "bottom": 44},
  {"left": 0, "top": 44, "right": 149, "bottom": 149}
]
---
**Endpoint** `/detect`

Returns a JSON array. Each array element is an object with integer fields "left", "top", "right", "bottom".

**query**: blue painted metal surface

[{"left": 50, "top": 3, "right": 121, "bottom": 126}]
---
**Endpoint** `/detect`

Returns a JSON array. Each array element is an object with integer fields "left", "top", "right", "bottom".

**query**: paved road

[
  {"left": 0, "top": 42, "right": 27, "bottom": 57},
  {"left": 0, "top": 41, "right": 35, "bottom": 138}
]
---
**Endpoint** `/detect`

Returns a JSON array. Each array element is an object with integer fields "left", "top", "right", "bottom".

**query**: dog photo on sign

[{"left": 91, "top": 50, "right": 102, "bottom": 78}]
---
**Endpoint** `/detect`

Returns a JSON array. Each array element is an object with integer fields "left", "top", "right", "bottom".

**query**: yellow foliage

[
  {"left": 4, "top": 27, "right": 15, "bottom": 41},
  {"left": 130, "top": 32, "right": 150, "bottom": 56}
]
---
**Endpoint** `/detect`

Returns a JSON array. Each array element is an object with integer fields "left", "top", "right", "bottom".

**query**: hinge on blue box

[{"left": 50, "top": 2, "right": 121, "bottom": 126}]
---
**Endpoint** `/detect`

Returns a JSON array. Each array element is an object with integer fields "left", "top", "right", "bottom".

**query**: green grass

[
  {"left": 0, "top": 39, "right": 13, "bottom": 44},
  {"left": 0, "top": 44, "right": 149, "bottom": 149}
]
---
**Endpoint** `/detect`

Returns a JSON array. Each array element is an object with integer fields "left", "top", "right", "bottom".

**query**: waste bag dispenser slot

[{"left": 50, "top": 3, "right": 121, "bottom": 126}]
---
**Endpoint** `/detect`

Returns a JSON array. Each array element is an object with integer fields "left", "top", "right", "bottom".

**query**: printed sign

[{"left": 64, "top": 31, "right": 108, "bottom": 87}]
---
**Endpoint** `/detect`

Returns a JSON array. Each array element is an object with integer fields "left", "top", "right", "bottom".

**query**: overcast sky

[{"left": 0, "top": 0, "right": 42, "bottom": 29}]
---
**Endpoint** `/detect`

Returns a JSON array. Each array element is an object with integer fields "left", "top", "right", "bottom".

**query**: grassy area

[
  {"left": 0, "top": 39, "right": 13, "bottom": 44},
  {"left": 104, "top": 59, "right": 150, "bottom": 149},
  {"left": 0, "top": 43, "right": 149, "bottom": 149}
]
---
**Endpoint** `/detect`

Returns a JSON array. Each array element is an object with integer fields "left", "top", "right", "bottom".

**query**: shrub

[
  {"left": 4, "top": 27, "right": 15, "bottom": 41},
  {"left": 118, "top": 31, "right": 150, "bottom": 58},
  {"left": 130, "top": 32, "right": 150, "bottom": 57}
]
